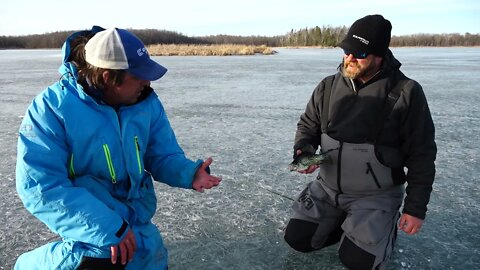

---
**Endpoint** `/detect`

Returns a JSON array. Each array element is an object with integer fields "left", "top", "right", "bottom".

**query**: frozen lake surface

[{"left": 1, "top": 47, "right": 479, "bottom": 269}]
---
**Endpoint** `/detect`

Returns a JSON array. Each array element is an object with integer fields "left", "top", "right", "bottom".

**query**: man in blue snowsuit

[{"left": 15, "top": 26, "right": 221, "bottom": 269}]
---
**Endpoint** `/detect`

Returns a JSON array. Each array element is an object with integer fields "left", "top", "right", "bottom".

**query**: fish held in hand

[{"left": 288, "top": 153, "right": 332, "bottom": 171}]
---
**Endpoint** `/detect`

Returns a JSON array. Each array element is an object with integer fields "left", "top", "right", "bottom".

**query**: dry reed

[{"left": 147, "top": 44, "right": 276, "bottom": 56}]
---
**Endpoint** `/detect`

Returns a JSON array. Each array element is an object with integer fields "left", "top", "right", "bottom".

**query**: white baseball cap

[{"left": 85, "top": 28, "right": 167, "bottom": 81}]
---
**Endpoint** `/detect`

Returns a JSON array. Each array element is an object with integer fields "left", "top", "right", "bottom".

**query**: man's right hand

[
  {"left": 295, "top": 149, "right": 319, "bottom": 174},
  {"left": 111, "top": 228, "right": 136, "bottom": 265}
]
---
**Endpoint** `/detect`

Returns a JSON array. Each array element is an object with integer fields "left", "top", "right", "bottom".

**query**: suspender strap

[
  {"left": 321, "top": 75, "right": 335, "bottom": 133},
  {"left": 367, "top": 77, "right": 409, "bottom": 143}
]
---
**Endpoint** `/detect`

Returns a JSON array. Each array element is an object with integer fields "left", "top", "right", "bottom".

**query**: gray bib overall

[{"left": 319, "top": 133, "right": 399, "bottom": 195}]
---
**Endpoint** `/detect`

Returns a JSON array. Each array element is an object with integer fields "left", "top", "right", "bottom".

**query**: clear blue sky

[{"left": 1, "top": 0, "right": 478, "bottom": 37}]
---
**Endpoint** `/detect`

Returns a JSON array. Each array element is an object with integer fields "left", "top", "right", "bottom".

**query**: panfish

[{"left": 288, "top": 153, "right": 332, "bottom": 171}]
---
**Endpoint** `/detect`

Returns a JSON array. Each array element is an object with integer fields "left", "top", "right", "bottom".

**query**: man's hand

[
  {"left": 398, "top": 213, "right": 424, "bottom": 235},
  {"left": 192, "top": 157, "right": 222, "bottom": 192},
  {"left": 295, "top": 150, "right": 319, "bottom": 174},
  {"left": 111, "top": 228, "right": 136, "bottom": 265}
]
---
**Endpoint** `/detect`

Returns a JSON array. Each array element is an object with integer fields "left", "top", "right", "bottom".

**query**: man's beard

[{"left": 342, "top": 59, "right": 377, "bottom": 80}]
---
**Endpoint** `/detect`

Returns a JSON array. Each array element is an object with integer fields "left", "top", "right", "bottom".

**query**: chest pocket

[{"left": 319, "top": 134, "right": 395, "bottom": 195}]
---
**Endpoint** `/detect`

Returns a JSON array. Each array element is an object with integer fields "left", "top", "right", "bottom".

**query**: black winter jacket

[{"left": 294, "top": 49, "right": 437, "bottom": 219}]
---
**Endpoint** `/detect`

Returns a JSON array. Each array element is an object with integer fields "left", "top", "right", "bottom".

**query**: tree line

[
  {"left": 0, "top": 29, "right": 209, "bottom": 49},
  {"left": 279, "top": 26, "right": 348, "bottom": 47},
  {"left": 1, "top": 26, "right": 479, "bottom": 49},
  {"left": 278, "top": 26, "right": 480, "bottom": 47},
  {"left": 390, "top": 33, "right": 480, "bottom": 47}
]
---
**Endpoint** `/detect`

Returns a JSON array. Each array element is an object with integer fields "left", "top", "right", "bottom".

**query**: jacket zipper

[
  {"left": 335, "top": 141, "right": 344, "bottom": 207},
  {"left": 366, "top": 162, "right": 381, "bottom": 189},
  {"left": 134, "top": 136, "right": 143, "bottom": 175},
  {"left": 350, "top": 78, "right": 357, "bottom": 94},
  {"left": 102, "top": 144, "right": 117, "bottom": 184}
]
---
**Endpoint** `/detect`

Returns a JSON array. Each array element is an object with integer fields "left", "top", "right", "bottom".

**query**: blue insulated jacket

[{"left": 15, "top": 30, "right": 202, "bottom": 250}]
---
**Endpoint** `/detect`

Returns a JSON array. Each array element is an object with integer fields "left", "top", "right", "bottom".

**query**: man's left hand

[{"left": 398, "top": 213, "right": 424, "bottom": 235}]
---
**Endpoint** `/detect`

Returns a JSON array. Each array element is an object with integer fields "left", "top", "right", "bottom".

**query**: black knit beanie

[{"left": 338, "top": 14, "right": 392, "bottom": 57}]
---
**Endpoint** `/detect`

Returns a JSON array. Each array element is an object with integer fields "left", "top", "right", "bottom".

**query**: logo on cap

[
  {"left": 353, "top": 35, "right": 369, "bottom": 45},
  {"left": 137, "top": 47, "right": 148, "bottom": 57}
]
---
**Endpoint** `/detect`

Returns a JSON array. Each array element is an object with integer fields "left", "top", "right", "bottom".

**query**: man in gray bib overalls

[{"left": 284, "top": 15, "right": 437, "bottom": 270}]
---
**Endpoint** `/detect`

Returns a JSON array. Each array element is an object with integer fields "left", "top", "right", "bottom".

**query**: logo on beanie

[
  {"left": 137, "top": 47, "right": 148, "bottom": 57},
  {"left": 353, "top": 34, "right": 369, "bottom": 45}
]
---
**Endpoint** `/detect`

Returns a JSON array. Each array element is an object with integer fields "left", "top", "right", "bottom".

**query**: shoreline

[{"left": 1, "top": 45, "right": 479, "bottom": 54}]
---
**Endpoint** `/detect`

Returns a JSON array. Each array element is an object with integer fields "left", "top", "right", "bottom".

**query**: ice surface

[{"left": 1, "top": 47, "right": 479, "bottom": 269}]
